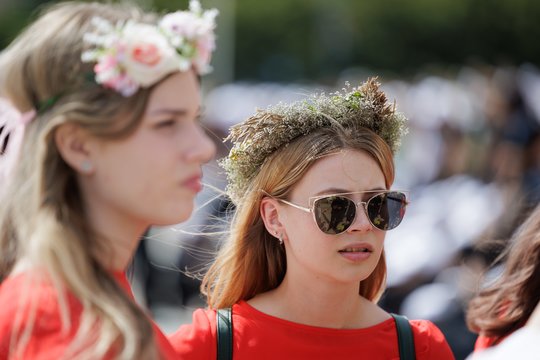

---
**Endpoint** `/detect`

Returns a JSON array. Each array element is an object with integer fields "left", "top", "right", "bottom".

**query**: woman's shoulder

[
  {"left": 408, "top": 318, "right": 455, "bottom": 359},
  {"left": 168, "top": 302, "right": 256, "bottom": 358},
  {"left": 0, "top": 272, "right": 66, "bottom": 321},
  {"left": 168, "top": 307, "right": 217, "bottom": 358},
  {"left": 0, "top": 272, "right": 82, "bottom": 359}
]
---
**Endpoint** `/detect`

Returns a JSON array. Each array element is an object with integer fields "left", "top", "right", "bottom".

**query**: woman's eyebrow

[
  {"left": 148, "top": 108, "right": 189, "bottom": 117},
  {"left": 313, "top": 187, "right": 386, "bottom": 196},
  {"left": 314, "top": 187, "right": 351, "bottom": 196}
]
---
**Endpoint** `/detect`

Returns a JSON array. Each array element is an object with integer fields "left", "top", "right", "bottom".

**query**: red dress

[
  {"left": 169, "top": 301, "right": 455, "bottom": 359},
  {"left": 0, "top": 270, "right": 177, "bottom": 359}
]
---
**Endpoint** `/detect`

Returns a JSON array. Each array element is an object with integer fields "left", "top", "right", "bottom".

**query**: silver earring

[
  {"left": 277, "top": 233, "right": 284, "bottom": 245},
  {"left": 80, "top": 160, "right": 93, "bottom": 173}
]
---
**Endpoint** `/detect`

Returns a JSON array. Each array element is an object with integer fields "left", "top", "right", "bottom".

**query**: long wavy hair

[
  {"left": 202, "top": 124, "right": 395, "bottom": 309},
  {"left": 0, "top": 2, "right": 163, "bottom": 359},
  {"left": 466, "top": 204, "right": 540, "bottom": 343}
]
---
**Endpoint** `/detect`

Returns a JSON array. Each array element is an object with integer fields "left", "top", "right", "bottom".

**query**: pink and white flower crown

[{"left": 81, "top": 0, "right": 218, "bottom": 96}]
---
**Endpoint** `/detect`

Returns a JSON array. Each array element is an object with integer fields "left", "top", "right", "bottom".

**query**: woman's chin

[{"left": 157, "top": 206, "right": 195, "bottom": 226}]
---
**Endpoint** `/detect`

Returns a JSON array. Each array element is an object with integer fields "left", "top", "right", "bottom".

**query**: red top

[
  {"left": 0, "top": 270, "right": 177, "bottom": 360},
  {"left": 474, "top": 333, "right": 513, "bottom": 351},
  {"left": 475, "top": 335, "right": 497, "bottom": 350},
  {"left": 169, "top": 301, "right": 455, "bottom": 359}
]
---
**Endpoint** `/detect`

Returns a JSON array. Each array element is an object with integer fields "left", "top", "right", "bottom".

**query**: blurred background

[{"left": 2, "top": 0, "right": 540, "bottom": 358}]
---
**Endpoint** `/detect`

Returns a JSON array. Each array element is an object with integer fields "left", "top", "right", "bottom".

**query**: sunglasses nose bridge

[
  {"left": 348, "top": 200, "right": 372, "bottom": 231},
  {"left": 354, "top": 200, "right": 369, "bottom": 215}
]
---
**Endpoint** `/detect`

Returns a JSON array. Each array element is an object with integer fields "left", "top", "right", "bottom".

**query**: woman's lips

[
  {"left": 338, "top": 250, "right": 372, "bottom": 262},
  {"left": 182, "top": 175, "right": 202, "bottom": 193},
  {"left": 338, "top": 243, "right": 373, "bottom": 262}
]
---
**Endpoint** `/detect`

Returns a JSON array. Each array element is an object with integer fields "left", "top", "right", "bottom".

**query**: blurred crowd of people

[
  {"left": 380, "top": 63, "right": 540, "bottom": 359},
  {"left": 135, "top": 63, "right": 540, "bottom": 359}
]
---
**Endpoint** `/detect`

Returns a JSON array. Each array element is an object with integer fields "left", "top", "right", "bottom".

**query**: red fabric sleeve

[
  {"left": 0, "top": 272, "right": 178, "bottom": 360},
  {"left": 411, "top": 320, "right": 456, "bottom": 360},
  {"left": 168, "top": 308, "right": 217, "bottom": 359},
  {"left": 0, "top": 275, "right": 78, "bottom": 360}
]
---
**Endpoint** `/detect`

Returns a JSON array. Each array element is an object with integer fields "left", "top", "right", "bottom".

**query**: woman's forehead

[
  {"left": 294, "top": 150, "right": 386, "bottom": 195},
  {"left": 145, "top": 71, "right": 200, "bottom": 115}
]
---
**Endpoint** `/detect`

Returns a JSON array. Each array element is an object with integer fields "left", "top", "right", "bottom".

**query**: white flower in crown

[
  {"left": 81, "top": 0, "right": 218, "bottom": 96},
  {"left": 159, "top": 0, "right": 219, "bottom": 75}
]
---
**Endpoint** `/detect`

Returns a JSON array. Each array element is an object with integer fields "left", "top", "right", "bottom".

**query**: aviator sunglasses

[{"left": 265, "top": 190, "right": 408, "bottom": 234}]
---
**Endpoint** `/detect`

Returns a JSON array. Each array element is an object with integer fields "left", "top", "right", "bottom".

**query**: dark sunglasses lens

[
  {"left": 367, "top": 192, "right": 407, "bottom": 230},
  {"left": 313, "top": 196, "right": 356, "bottom": 234}
]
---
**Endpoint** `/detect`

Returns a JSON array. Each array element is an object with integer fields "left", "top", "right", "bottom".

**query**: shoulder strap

[
  {"left": 390, "top": 313, "right": 416, "bottom": 360},
  {"left": 216, "top": 308, "right": 411, "bottom": 359},
  {"left": 216, "top": 307, "right": 233, "bottom": 360}
]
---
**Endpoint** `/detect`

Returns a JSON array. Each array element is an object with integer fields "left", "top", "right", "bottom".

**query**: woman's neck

[
  {"left": 84, "top": 199, "right": 148, "bottom": 271},
  {"left": 249, "top": 273, "right": 389, "bottom": 329}
]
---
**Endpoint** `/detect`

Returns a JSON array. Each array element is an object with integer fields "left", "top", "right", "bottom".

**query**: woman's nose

[
  {"left": 184, "top": 125, "right": 216, "bottom": 164},
  {"left": 346, "top": 203, "right": 373, "bottom": 233}
]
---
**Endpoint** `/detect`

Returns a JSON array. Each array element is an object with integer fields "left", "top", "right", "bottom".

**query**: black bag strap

[
  {"left": 390, "top": 313, "right": 416, "bottom": 360},
  {"left": 215, "top": 308, "right": 413, "bottom": 360},
  {"left": 216, "top": 307, "right": 233, "bottom": 360}
]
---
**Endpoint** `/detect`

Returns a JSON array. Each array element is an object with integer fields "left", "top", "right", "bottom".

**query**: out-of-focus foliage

[
  {"left": 233, "top": 0, "right": 540, "bottom": 81},
  {"left": 1, "top": 0, "right": 539, "bottom": 81}
]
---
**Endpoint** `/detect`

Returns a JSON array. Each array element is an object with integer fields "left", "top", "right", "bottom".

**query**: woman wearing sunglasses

[{"left": 170, "top": 79, "right": 454, "bottom": 359}]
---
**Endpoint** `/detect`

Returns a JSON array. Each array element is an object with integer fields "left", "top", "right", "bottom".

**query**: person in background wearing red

[
  {"left": 467, "top": 203, "right": 540, "bottom": 355},
  {"left": 467, "top": 300, "right": 540, "bottom": 360}
]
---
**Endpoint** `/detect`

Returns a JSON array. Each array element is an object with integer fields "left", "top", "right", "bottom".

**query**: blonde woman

[
  {"left": 170, "top": 80, "right": 455, "bottom": 359},
  {"left": 0, "top": 1, "right": 217, "bottom": 359}
]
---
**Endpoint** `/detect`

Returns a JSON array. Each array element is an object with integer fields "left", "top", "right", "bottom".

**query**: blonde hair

[
  {"left": 0, "top": 2, "right": 162, "bottom": 359},
  {"left": 202, "top": 124, "right": 395, "bottom": 309}
]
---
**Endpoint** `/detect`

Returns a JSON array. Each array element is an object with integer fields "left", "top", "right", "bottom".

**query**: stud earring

[{"left": 80, "top": 160, "right": 93, "bottom": 173}]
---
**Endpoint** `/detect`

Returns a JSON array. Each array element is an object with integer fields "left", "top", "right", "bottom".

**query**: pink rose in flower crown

[
  {"left": 121, "top": 22, "right": 182, "bottom": 88},
  {"left": 132, "top": 44, "right": 161, "bottom": 66}
]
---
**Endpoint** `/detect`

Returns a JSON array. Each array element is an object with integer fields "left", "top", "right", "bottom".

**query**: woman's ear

[
  {"left": 54, "top": 123, "right": 95, "bottom": 175},
  {"left": 260, "top": 196, "right": 286, "bottom": 237}
]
